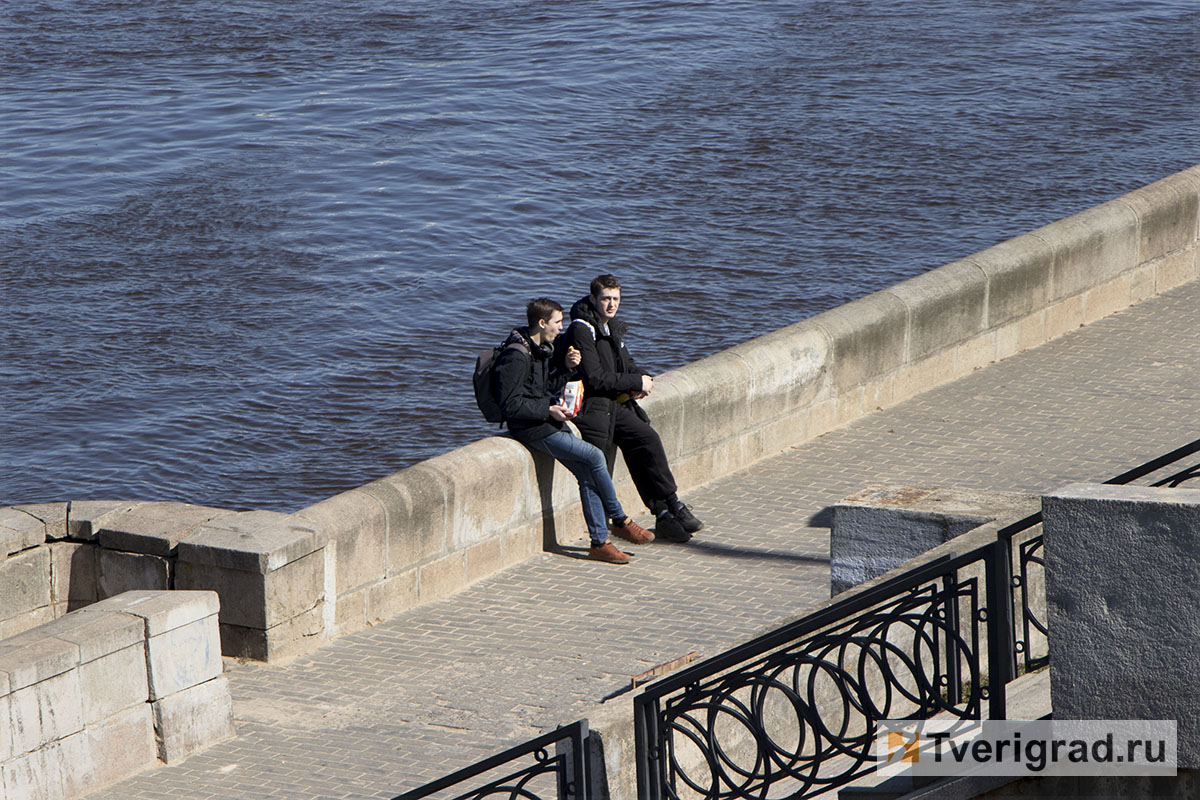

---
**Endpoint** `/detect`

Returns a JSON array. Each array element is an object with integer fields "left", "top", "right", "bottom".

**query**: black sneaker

[
  {"left": 672, "top": 503, "right": 704, "bottom": 534},
  {"left": 655, "top": 510, "right": 692, "bottom": 542}
]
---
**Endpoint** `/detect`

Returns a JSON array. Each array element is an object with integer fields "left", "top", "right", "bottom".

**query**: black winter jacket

[
  {"left": 562, "top": 295, "right": 647, "bottom": 424},
  {"left": 494, "top": 327, "right": 572, "bottom": 444}
]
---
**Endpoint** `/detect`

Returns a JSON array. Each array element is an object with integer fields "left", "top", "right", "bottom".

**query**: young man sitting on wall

[
  {"left": 560, "top": 275, "right": 704, "bottom": 543},
  {"left": 495, "top": 297, "right": 655, "bottom": 564}
]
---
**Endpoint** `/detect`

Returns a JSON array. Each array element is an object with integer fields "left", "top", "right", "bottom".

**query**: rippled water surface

[{"left": 3, "top": 0, "right": 1197, "bottom": 511}]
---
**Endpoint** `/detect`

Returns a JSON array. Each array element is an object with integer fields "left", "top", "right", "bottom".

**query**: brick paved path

[{"left": 85, "top": 280, "right": 1200, "bottom": 800}]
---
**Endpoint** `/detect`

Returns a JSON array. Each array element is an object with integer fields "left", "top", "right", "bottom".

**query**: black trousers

[{"left": 574, "top": 401, "right": 677, "bottom": 511}]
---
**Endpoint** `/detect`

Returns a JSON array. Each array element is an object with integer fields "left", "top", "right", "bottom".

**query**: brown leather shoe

[
  {"left": 611, "top": 517, "right": 655, "bottom": 544},
  {"left": 589, "top": 541, "right": 632, "bottom": 564}
]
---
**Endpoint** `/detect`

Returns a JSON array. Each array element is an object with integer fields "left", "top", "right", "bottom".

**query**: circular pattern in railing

[{"left": 658, "top": 581, "right": 984, "bottom": 799}]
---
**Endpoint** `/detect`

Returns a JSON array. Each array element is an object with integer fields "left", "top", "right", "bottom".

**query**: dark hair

[
  {"left": 589, "top": 274, "right": 621, "bottom": 297},
  {"left": 526, "top": 297, "right": 563, "bottom": 327}
]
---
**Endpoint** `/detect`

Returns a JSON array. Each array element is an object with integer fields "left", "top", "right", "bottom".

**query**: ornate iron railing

[
  {"left": 1004, "top": 436, "right": 1200, "bottom": 674},
  {"left": 634, "top": 541, "right": 1014, "bottom": 800},
  {"left": 391, "top": 720, "right": 589, "bottom": 800}
]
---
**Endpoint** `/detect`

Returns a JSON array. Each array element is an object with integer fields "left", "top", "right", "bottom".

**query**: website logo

[{"left": 875, "top": 720, "right": 1176, "bottom": 777}]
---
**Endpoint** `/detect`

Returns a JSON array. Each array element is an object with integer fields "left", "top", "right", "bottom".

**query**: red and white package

[{"left": 560, "top": 380, "right": 584, "bottom": 417}]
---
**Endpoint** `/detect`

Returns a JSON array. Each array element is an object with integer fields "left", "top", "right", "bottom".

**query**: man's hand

[
  {"left": 565, "top": 346, "right": 581, "bottom": 369},
  {"left": 640, "top": 374, "right": 654, "bottom": 395},
  {"left": 549, "top": 404, "right": 571, "bottom": 421}
]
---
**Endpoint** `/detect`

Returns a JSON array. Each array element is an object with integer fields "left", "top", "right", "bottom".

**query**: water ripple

[{"left": 2, "top": 0, "right": 1197, "bottom": 510}]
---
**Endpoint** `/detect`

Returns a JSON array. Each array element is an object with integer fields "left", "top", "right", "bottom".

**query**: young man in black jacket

[
  {"left": 560, "top": 275, "right": 703, "bottom": 542},
  {"left": 495, "top": 297, "right": 655, "bottom": 564}
]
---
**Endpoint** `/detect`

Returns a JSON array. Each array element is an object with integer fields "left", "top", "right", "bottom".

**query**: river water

[{"left": 2, "top": 0, "right": 1197, "bottom": 511}]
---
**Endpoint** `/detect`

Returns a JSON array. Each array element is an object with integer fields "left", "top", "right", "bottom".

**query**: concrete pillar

[{"left": 1043, "top": 483, "right": 1200, "bottom": 769}]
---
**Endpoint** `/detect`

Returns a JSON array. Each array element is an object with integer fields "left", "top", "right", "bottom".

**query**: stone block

[
  {"left": 955, "top": 332, "right": 996, "bottom": 376},
  {"left": 333, "top": 585, "right": 368, "bottom": 632},
  {"left": 465, "top": 536, "right": 504, "bottom": 585},
  {"left": 0, "top": 607, "right": 57, "bottom": 642},
  {"left": 49, "top": 541, "right": 99, "bottom": 609},
  {"left": 864, "top": 372, "right": 896, "bottom": 412},
  {"left": 66, "top": 500, "right": 145, "bottom": 542},
  {"left": 831, "top": 486, "right": 1038, "bottom": 595},
  {"left": 176, "top": 549, "right": 323, "bottom": 630},
  {"left": 439, "top": 439, "right": 538, "bottom": 551},
  {"left": 1, "top": 744, "right": 64, "bottom": 800},
  {"left": 1043, "top": 294, "right": 1084, "bottom": 340},
  {"left": 377, "top": 462, "right": 451, "bottom": 574},
  {"left": 96, "top": 500, "right": 236, "bottom": 557},
  {"left": 0, "top": 547, "right": 51, "bottom": 624},
  {"left": 1043, "top": 483, "right": 1200, "bottom": 769},
  {"left": 725, "top": 321, "right": 829, "bottom": 428},
  {"left": 0, "top": 632, "right": 79, "bottom": 693},
  {"left": 835, "top": 385, "right": 867, "bottom": 425},
  {"left": 218, "top": 602, "right": 324, "bottom": 661},
  {"left": 893, "top": 349, "right": 955, "bottom": 402},
  {"left": 887, "top": 259, "right": 988, "bottom": 361},
  {"left": 1120, "top": 170, "right": 1200, "bottom": 262},
  {"left": 0, "top": 507, "right": 52, "bottom": 556},
  {"left": 39, "top": 610, "right": 149, "bottom": 724},
  {"left": 1033, "top": 199, "right": 1139, "bottom": 301},
  {"left": 367, "top": 571, "right": 418, "bottom": 624},
  {"left": 637, "top": 372, "right": 687, "bottom": 461},
  {"left": 176, "top": 510, "right": 324, "bottom": 574},
  {"left": 0, "top": 691, "right": 8, "bottom": 763},
  {"left": 97, "top": 549, "right": 171, "bottom": 598},
  {"left": 659, "top": 351, "right": 752, "bottom": 454},
  {"left": 807, "top": 397, "right": 838, "bottom": 438},
  {"left": 151, "top": 675, "right": 235, "bottom": 764},
  {"left": 1130, "top": 261, "right": 1157, "bottom": 303},
  {"left": 418, "top": 552, "right": 467, "bottom": 603},
  {"left": 811, "top": 292, "right": 908, "bottom": 393},
  {"left": 79, "top": 588, "right": 219, "bottom": 637},
  {"left": 69, "top": 704, "right": 158, "bottom": 796},
  {"left": 296, "top": 489, "right": 387, "bottom": 596},
  {"left": 1083, "top": 273, "right": 1133, "bottom": 324},
  {"left": 79, "top": 642, "right": 148, "bottom": 724},
  {"left": 14, "top": 503, "right": 69, "bottom": 541},
  {"left": 37, "top": 609, "right": 143, "bottom": 665},
  {"left": 968, "top": 233, "right": 1056, "bottom": 328},
  {"left": 1155, "top": 248, "right": 1198, "bottom": 292},
  {"left": 6, "top": 668, "right": 85, "bottom": 758},
  {"left": 144, "top": 614, "right": 221, "bottom": 700},
  {"left": 501, "top": 527, "right": 539, "bottom": 567}
]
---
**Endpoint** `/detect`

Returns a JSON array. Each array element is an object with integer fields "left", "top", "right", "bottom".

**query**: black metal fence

[
  {"left": 633, "top": 540, "right": 1014, "bottom": 800},
  {"left": 395, "top": 438, "right": 1200, "bottom": 800},
  {"left": 634, "top": 437, "right": 1200, "bottom": 800},
  {"left": 391, "top": 720, "right": 589, "bottom": 800}
]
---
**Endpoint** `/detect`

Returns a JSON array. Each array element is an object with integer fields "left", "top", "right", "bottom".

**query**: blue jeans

[{"left": 527, "top": 430, "right": 626, "bottom": 546}]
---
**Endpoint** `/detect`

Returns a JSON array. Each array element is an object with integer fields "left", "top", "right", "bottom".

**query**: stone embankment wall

[
  {"left": 0, "top": 590, "right": 234, "bottom": 799},
  {"left": 2, "top": 166, "right": 1198, "bottom": 663}
]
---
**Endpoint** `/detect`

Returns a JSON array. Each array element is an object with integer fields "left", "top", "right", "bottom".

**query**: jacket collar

[{"left": 570, "top": 295, "right": 627, "bottom": 339}]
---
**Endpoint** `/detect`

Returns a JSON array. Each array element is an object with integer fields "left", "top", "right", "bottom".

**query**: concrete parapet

[
  {"left": 812, "top": 291, "right": 908, "bottom": 394},
  {"left": 0, "top": 589, "right": 234, "bottom": 799},
  {"left": 1043, "top": 483, "right": 1200, "bottom": 770},
  {"left": 5, "top": 167, "right": 1198, "bottom": 663},
  {"left": 887, "top": 258, "right": 988, "bottom": 362}
]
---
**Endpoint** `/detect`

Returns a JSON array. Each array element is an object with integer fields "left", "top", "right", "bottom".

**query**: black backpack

[{"left": 473, "top": 338, "right": 530, "bottom": 424}]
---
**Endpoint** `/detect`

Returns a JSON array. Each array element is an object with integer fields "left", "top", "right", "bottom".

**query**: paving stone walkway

[{"left": 85, "top": 280, "right": 1200, "bottom": 800}]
